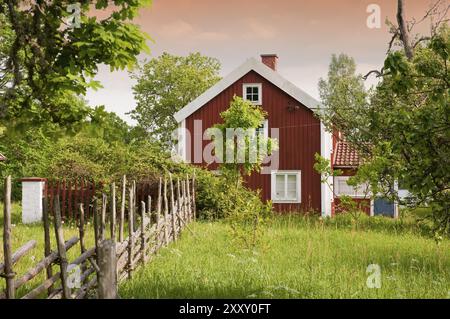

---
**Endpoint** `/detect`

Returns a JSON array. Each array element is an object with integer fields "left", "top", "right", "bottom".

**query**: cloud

[
  {"left": 243, "top": 18, "right": 277, "bottom": 39},
  {"left": 158, "top": 20, "right": 230, "bottom": 42},
  {"left": 194, "top": 31, "right": 230, "bottom": 41},
  {"left": 159, "top": 20, "right": 195, "bottom": 37}
]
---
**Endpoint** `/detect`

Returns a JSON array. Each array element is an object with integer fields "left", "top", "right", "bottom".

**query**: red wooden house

[
  {"left": 332, "top": 133, "right": 398, "bottom": 217},
  {"left": 174, "top": 54, "right": 334, "bottom": 216}
]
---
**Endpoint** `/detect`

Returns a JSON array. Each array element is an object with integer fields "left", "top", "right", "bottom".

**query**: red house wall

[{"left": 185, "top": 70, "right": 322, "bottom": 213}]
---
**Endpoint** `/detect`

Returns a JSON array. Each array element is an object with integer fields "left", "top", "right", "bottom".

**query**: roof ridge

[{"left": 173, "top": 57, "right": 321, "bottom": 122}]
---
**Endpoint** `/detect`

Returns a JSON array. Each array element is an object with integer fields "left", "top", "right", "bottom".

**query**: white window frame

[
  {"left": 255, "top": 119, "right": 269, "bottom": 139},
  {"left": 243, "top": 83, "right": 262, "bottom": 105},
  {"left": 271, "top": 170, "right": 301, "bottom": 203},
  {"left": 334, "top": 176, "right": 370, "bottom": 198}
]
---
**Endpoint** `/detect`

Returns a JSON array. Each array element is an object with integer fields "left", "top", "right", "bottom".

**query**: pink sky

[{"left": 85, "top": 0, "right": 443, "bottom": 123}]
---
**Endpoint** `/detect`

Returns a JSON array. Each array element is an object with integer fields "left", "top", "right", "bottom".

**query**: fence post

[
  {"left": 163, "top": 177, "right": 169, "bottom": 245},
  {"left": 147, "top": 195, "right": 152, "bottom": 221},
  {"left": 140, "top": 202, "right": 146, "bottom": 264},
  {"left": 42, "top": 196, "right": 54, "bottom": 296},
  {"left": 100, "top": 194, "right": 107, "bottom": 241},
  {"left": 182, "top": 180, "right": 187, "bottom": 222},
  {"left": 119, "top": 175, "right": 126, "bottom": 243},
  {"left": 53, "top": 195, "right": 71, "bottom": 299},
  {"left": 186, "top": 174, "right": 192, "bottom": 222},
  {"left": 93, "top": 198, "right": 100, "bottom": 256},
  {"left": 192, "top": 171, "right": 196, "bottom": 221},
  {"left": 132, "top": 181, "right": 138, "bottom": 232},
  {"left": 78, "top": 203, "right": 88, "bottom": 286},
  {"left": 156, "top": 178, "right": 162, "bottom": 249},
  {"left": 97, "top": 240, "right": 118, "bottom": 299},
  {"left": 177, "top": 178, "right": 182, "bottom": 229},
  {"left": 110, "top": 183, "right": 116, "bottom": 242},
  {"left": 2, "top": 176, "right": 15, "bottom": 299},
  {"left": 128, "top": 186, "right": 134, "bottom": 279},
  {"left": 169, "top": 173, "right": 177, "bottom": 242}
]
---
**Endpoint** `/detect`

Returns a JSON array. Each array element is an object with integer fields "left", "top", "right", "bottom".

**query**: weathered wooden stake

[
  {"left": 119, "top": 175, "right": 126, "bottom": 242},
  {"left": 97, "top": 240, "right": 118, "bottom": 299},
  {"left": 157, "top": 178, "right": 162, "bottom": 224},
  {"left": 110, "top": 183, "right": 116, "bottom": 241},
  {"left": 156, "top": 178, "right": 162, "bottom": 248},
  {"left": 140, "top": 201, "right": 146, "bottom": 264},
  {"left": 132, "top": 180, "right": 137, "bottom": 232},
  {"left": 77, "top": 203, "right": 85, "bottom": 283},
  {"left": 127, "top": 186, "right": 134, "bottom": 279},
  {"left": 182, "top": 180, "right": 188, "bottom": 222},
  {"left": 177, "top": 178, "right": 182, "bottom": 229},
  {"left": 186, "top": 174, "right": 192, "bottom": 222},
  {"left": 93, "top": 198, "right": 100, "bottom": 257},
  {"left": 100, "top": 194, "right": 107, "bottom": 241},
  {"left": 163, "top": 177, "right": 169, "bottom": 245},
  {"left": 148, "top": 195, "right": 152, "bottom": 223},
  {"left": 169, "top": 173, "right": 177, "bottom": 241},
  {"left": 2, "top": 176, "right": 15, "bottom": 299},
  {"left": 192, "top": 171, "right": 197, "bottom": 221},
  {"left": 42, "top": 196, "right": 54, "bottom": 295},
  {"left": 53, "top": 195, "right": 71, "bottom": 299},
  {"left": 147, "top": 194, "right": 152, "bottom": 220}
]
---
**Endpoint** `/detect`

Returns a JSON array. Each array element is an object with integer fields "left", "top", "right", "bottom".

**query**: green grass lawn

[
  {"left": 2, "top": 203, "right": 449, "bottom": 299},
  {"left": 0, "top": 203, "right": 97, "bottom": 298},
  {"left": 119, "top": 216, "right": 450, "bottom": 299}
]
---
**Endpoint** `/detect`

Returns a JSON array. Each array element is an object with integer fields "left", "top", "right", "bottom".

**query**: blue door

[{"left": 374, "top": 198, "right": 395, "bottom": 217}]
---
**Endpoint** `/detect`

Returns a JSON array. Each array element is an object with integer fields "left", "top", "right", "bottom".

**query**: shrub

[{"left": 195, "top": 169, "right": 272, "bottom": 248}]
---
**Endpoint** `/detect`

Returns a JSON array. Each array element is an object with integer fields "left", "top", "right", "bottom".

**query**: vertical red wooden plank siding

[
  {"left": 74, "top": 179, "right": 78, "bottom": 220},
  {"left": 80, "top": 179, "right": 85, "bottom": 219},
  {"left": 48, "top": 180, "right": 53, "bottom": 214},
  {"left": 185, "top": 70, "right": 321, "bottom": 213},
  {"left": 61, "top": 180, "right": 67, "bottom": 220},
  {"left": 67, "top": 180, "right": 72, "bottom": 220}
]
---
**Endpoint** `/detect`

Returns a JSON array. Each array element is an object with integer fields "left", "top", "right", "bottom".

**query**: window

[
  {"left": 243, "top": 83, "right": 262, "bottom": 105},
  {"left": 271, "top": 171, "right": 301, "bottom": 203},
  {"left": 334, "top": 176, "right": 369, "bottom": 198},
  {"left": 256, "top": 119, "right": 268, "bottom": 139}
]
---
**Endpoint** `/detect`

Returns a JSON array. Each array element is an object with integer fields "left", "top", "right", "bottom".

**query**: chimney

[{"left": 261, "top": 54, "right": 278, "bottom": 71}]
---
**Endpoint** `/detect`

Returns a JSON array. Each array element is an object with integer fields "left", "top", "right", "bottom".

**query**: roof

[
  {"left": 333, "top": 142, "right": 360, "bottom": 168},
  {"left": 173, "top": 57, "right": 322, "bottom": 122},
  {"left": 0, "top": 153, "right": 6, "bottom": 161}
]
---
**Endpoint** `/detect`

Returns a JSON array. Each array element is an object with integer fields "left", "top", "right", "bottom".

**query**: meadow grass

[
  {"left": 0, "top": 203, "right": 97, "bottom": 298},
  {"left": 119, "top": 215, "right": 450, "bottom": 299},
  {"left": 1, "top": 203, "right": 449, "bottom": 299}
]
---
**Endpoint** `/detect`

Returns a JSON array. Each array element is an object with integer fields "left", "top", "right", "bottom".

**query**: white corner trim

[
  {"left": 180, "top": 119, "right": 186, "bottom": 161},
  {"left": 174, "top": 57, "right": 322, "bottom": 123},
  {"left": 320, "top": 121, "right": 333, "bottom": 217}
]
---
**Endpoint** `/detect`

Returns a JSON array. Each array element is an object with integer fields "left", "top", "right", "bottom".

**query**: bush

[{"left": 195, "top": 169, "right": 272, "bottom": 248}]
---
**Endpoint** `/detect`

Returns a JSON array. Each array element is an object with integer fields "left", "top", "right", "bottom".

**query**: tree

[
  {"left": 318, "top": 54, "right": 371, "bottom": 151},
  {"left": 0, "top": 0, "right": 151, "bottom": 127},
  {"left": 207, "top": 96, "right": 276, "bottom": 247},
  {"left": 130, "top": 52, "right": 221, "bottom": 146},
  {"left": 211, "top": 96, "right": 278, "bottom": 184},
  {"left": 318, "top": 1, "right": 450, "bottom": 236}
]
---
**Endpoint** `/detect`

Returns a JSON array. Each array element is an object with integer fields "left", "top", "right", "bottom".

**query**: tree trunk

[{"left": 397, "top": 0, "right": 414, "bottom": 60}]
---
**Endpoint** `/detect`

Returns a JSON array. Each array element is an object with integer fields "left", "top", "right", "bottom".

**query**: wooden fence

[
  {"left": 44, "top": 179, "right": 162, "bottom": 222},
  {"left": 45, "top": 179, "right": 99, "bottom": 221},
  {"left": 0, "top": 173, "right": 196, "bottom": 299}
]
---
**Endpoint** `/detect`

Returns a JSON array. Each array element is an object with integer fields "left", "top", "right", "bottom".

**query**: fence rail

[{"left": 1, "top": 173, "right": 196, "bottom": 299}]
